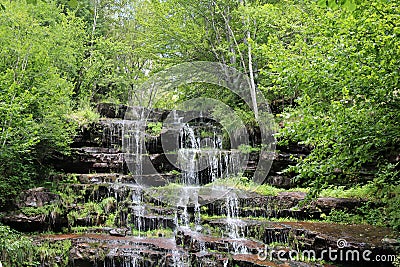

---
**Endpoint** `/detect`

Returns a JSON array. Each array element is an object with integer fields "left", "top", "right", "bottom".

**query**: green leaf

[
  {"left": 68, "top": 0, "right": 78, "bottom": 9},
  {"left": 317, "top": 0, "right": 328, "bottom": 8},
  {"left": 26, "top": 0, "right": 37, "bottom": 5},
  {"left": 343, "top": 0, "right": 356, "bottom": 12}
]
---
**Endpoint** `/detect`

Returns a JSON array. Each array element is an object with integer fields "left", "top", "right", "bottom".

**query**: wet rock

[
  {"left": 2, "top": 213, "right": 47, "bottom": 232},
  {"left": 51, "top": 147, "right": 126, "bottom": 173},
  {"left": 109, "top": 228, "right": 130, "bottom": 237},
  {"left": 129, "top": 213, "right": 176, "bottom": 231},
  {"left": 41, "top": 234, "right": 186, "bottom": 267},
  {"left": 17, "top": 187, "right": 60, "bottom": 208},
  {"left": 1, "top": 212, "right": 68, "bottom": 232},
  {"left": 382, "top": 238, "right": 400, "bottom": 246},
  {"left": 76, "top": 173, "right": 121, "bottom": 183},
  {"left": 265, "top": 175, "right": 292, "bottom": 188},
  {"left": 313, "top": 197, "right": 365, "bottom": 213},
  {"left": 176, "top": 227, "right": 264, "bottom": 254},
  {"left": 97, "top": 103, "right": 128, "bottom": 119}
]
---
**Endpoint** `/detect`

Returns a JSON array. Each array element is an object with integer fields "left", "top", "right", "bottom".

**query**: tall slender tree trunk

[{"left": 247, "top": 30, "right": 258, "bottom": 120}]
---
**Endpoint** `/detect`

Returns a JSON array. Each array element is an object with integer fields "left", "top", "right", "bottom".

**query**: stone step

[{"left": 36, "top": 233, "right": 325, "bottom": 267}]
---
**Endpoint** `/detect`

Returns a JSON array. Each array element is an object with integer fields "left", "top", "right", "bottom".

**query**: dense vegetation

[{"left": 0, "top": 0, "right": 399, "bottom": 230}]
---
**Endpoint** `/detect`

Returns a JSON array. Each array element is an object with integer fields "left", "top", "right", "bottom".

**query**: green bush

[
  {"left": 0, "top": 225, "right": 37, "bottom": 266},
  {"left": 0, "top": 224, "right": 71, "bottom": 266}
]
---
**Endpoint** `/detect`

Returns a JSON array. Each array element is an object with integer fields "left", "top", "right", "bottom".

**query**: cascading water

[
  {"left": 120, "top": 108, "right": 252, "bottom": 263},
  {"left": 123, "top": 120, "right": 146, "bottom": 176},
  {"left": 171, "top": 249, "right": 185, "bottom": 267},
  {"left": 177, "top": 123, "right": 243, "bottom": 185},
  {"left": 130, "top": 186, "right": 144, "bottom": 236},
  {"left": 225, "top": 193, "right": 248, "bottom": 254},
  {"left": 178, "top": 148, "right": 200, "bottom": 185},
  {"left": 101, "top": 119, "right": 124, "bottom": 149}
]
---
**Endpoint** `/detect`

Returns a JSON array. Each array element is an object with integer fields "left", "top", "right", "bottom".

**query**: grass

[
  {"left": 205, "top": 175, "right": 374, "bottom": 200},
  {"left": 207, "top": 176, "right": 284, "bottom": 196},
  {"left": 129, "top": 226, "right": 174, "bottom": 238},
  {"left": 318, "top": 184, "right": 373, "bottom": 199}
]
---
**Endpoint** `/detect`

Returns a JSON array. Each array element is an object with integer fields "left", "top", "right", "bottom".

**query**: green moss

[
  {"left": 238, "top": 144, "right": 260, "bottom": 154},
  {"left": 20, "top": 205, "right": 53, "bottom": 217},
  {"left": 319, "top": 184, "right": 373, "bottom": 199},
  {"left": 129, "top": 226, "right": 174, "bottom": 238},
  {"left": 208, "top": 176, "right": 284, "bottom": 196}
]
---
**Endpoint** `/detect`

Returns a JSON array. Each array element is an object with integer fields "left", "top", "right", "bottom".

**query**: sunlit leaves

[{"left": 0, "top": 0, "right": 86, "bottom": 206}]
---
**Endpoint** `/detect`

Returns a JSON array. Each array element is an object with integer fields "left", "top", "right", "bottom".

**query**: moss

[
  {"left": 20, "top": 205, "right": 55, "bottom": 217},
  {"left": 318, "top": 184, "right": 373, "bottom": 199},
  {"left": 207, "top": 176, "right": 284, "bottom": 196},
  {"left": 129, "top": 227, "right": 174, "bottom": 238}
]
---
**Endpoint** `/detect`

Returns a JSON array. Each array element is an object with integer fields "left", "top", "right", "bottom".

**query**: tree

[{"left": 0, "top": 0, "right": 86, "bottom": 207}]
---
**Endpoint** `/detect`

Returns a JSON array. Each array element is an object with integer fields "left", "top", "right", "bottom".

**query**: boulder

[{"left": 17, "top": 187, "right": 60, "bottom": 208}]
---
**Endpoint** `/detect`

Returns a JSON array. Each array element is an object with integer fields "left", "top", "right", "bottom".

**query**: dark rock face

[
  {"left": 17, "top": 187, "right": 60, "bottom": 208},
  {"left": 2, "top": 212, "right": 68, "bottom": 232},
  {"left": 49, "top": 103, "right": 312, "bottom": 187},
  {"left": 1, "top": 187, "right": 67, "bottom": 232},
  {"left": 2, "top": 213, "right": 48, "bottom": 232},
  {"left": 51, "top": 147, "right": 126, "bottom": 174}
]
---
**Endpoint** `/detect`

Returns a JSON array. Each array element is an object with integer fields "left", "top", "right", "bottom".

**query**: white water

[
  {"left": 130, "top": 187, "right": 144, "bottom": 236},
  {"left": 225, "top": 193, "right": 248, "bottom": 254},
  {"left": 122, "top": 120, "right": 145, "bottom": 176},
  {"left": 171, "top": 249, "right": 185, "bottom": 267}
]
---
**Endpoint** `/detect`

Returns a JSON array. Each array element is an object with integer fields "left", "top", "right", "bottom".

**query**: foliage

[
  {"left": 68, "top": 99, "right": 100, "bottom": 127},
  {"left": 35, "top": 239, "right": 71, "bottom": 267},
  {"left": 318, "top": 184, "right": 372, "bottom": 199},
  {"left": 209, "top": 176, "right": 284, "bottom": 196},
  {"left": 238, "top": 144, "right": 260, "bottom": 154},
  {"left": 324, "top": 164, "right": 400, "bottom": 229},
  {"left": 146, "top": 122, "right": 163, "bottom": 136},
  {"left": 20, "top": 205, "right": 56, "bottom": 217},
  {"left": 273, "top": 1, "right": 400, "bottom": 191},
  {"left": 0, "top": 224, "right": 72, "bottom": 267},
  {"left": 0, "top": 0, "right": 86, "bottom": 208},
  {"left": 366, "top": 163, "right": 400, "bottom": 230},
  {"left": 0, "top": 225, "right": 37, "bottom": 266}
]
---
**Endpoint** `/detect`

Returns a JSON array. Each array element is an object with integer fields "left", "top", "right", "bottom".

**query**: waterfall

[
  {"left": 171, "top": 250, "right": 185, "bottom": 267},
  {"left": 178, "top": 148, "right": 200, "bottom": 185},
  {"left": 131, "top": 187, "right": 144, "bottom": 237},
  {"left": 225, "top": 193, "right": 248, "bottom": 254},
  {"left": 123, "top": 120, "right": 145, "bottom": 176},
  {"left": 176, "top": 122, "right": 244, "bottom": 185},
  {"left": 180, "top": 124, "right": 199, "bottom": 149},
  {"left": 194, "top": 203, "right": 201, "bottom": 231},
  {"left": 174, "top": 187, "right": 201, "bottom": 228},
  {"left": 101, "top": 119, "right": 123, "bottom": 149}
]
